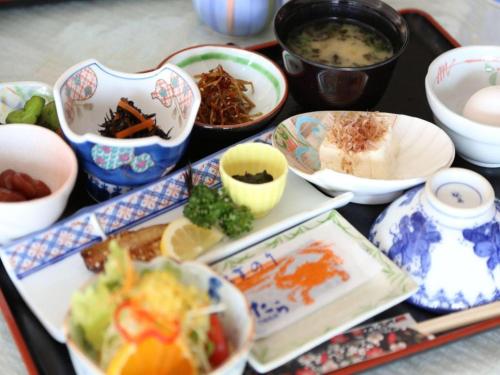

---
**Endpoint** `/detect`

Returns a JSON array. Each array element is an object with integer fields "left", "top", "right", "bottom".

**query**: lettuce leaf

[
  {"left": 71, "top": 281, "right": 114, "bottom": 352},
  {"left": 70, "top": 241, "right": 128, "bottom": 353}
]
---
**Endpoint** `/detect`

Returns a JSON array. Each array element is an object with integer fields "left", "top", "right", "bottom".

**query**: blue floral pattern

[
  {"left": 411, "top": 286, "right": 476, "bottom": 312},
  {"left": 398, "top": 185, "right": 422, "bottom": 207},
  {"left": 463, "top": 222, "right": 500, "bottom": 271},
  {"left": 208, "top": 276, "right": 222, "bottom": 303},
  {"left": 388, "top": 211, "right": 441, "bottom": 281}
]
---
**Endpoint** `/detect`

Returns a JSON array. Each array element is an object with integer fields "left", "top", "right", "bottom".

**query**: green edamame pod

[
  {"left": 39, "top": 102, "right": 60, "bottom": 131},
  {"left": 5, "top": 95, "right": 46, "bottom": 124},
  {"left": 5, "top": 109, "right": 38, "bottom": 124},
  {"left": 24, "top": 95, "right": 45, "bottom": 116}
]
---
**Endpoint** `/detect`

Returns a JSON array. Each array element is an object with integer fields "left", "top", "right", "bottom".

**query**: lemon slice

[
  {"left": 160, "top": 217, "right": 223, "bottom": 261},
  {"left": 106, "top": 343, "right": 137, "bottom": 375}
]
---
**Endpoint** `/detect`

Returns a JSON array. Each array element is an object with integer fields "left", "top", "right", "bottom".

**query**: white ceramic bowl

[
  {"left": 65, "top": 257, "right": 254, "bottom": 375},
  {"left": 162, "top": 44, "right": 288, "bottom": 132},
  {"left": 370, "top": 168, "right": 500, "bottom": 311},
  {"left": 53, "top": 59, "right": 200, "bottom": 201},
  {"left": 272, "top": 111, "right": 455, "bottom": 204},
  {"left": 425, "top": 45, "right": 500, "bottom": 167},
  {"left": 0, "top": 124, "right": 78, "bottom": 243}
]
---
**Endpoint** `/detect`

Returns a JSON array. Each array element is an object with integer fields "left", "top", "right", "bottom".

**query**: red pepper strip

[
  {"left": 114, "top": 118, "right": 155, "bottom": 139},
  {"left": 114, "top": 300, "right": 180, "bottom": 345},
  {"left": 117, "top": 98, "right": 146, "bottom": 122},
  {"left": 207, "top": 314, "right": 230, "bottom": 368}
]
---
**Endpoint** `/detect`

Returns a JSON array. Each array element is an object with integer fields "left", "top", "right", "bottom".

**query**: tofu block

[{"left": 319, "top": 113, "right": 397, "bottom": 179}]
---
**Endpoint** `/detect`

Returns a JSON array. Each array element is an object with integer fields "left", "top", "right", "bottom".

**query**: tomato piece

[{"left": 207, "top": 314, "right": 230, "bottom": 368}]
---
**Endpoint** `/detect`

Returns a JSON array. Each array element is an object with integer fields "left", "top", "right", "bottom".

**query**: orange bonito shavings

[{"left": 326, "top": 113, "right": 389, "bottom": 153}]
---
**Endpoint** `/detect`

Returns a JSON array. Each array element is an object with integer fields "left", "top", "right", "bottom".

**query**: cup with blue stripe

[{"left": 193, "top": 0, "right": 277, "bottom": 36}]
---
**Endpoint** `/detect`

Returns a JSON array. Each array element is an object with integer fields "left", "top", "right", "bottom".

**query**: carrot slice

[
  {"left": 115, "top": 118, "right": 155, "bottom": 139},
  {"left": 117, "top": 98, "right": 147, "bottom": 122}
]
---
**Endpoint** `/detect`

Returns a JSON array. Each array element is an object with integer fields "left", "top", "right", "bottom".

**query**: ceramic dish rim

[
  {"left": 53, "top": 58, "right": 201, "bottom": 147},
  {"left": 159, "top": 44, "right": 289, "bottom": 130}
]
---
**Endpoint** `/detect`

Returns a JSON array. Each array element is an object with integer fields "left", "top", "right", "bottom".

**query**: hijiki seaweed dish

[{"left": 98, "top": 98, "right": 172, "bottom": 139}]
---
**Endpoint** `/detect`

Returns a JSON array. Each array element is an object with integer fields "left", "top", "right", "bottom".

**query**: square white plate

[
  {"left": 0, "top": 128, "right": 352, "bottom": 343},
  {"left": 212, "top": 209, "right": 418, "bottom": 373}
]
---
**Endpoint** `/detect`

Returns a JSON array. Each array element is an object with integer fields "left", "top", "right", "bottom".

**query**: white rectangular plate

[
  {"left": 0, "top": 128, "right": 352, "bottom": 343},
  {"left": 212, "top": 209, "right": 418, "bottom": 373}
]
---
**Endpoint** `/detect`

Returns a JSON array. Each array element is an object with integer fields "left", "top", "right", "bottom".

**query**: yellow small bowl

[{"left": 219, "top": 142, "right": 288, "bottom": 218}]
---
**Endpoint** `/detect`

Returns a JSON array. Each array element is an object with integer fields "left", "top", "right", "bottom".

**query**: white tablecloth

[{"left": 0, "top": 1, "right": 499, "bottom": 374}]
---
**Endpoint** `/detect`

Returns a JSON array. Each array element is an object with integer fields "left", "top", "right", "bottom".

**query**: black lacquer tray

[{"left": 1, "top": 9, "right": 499, "bottom": 375}]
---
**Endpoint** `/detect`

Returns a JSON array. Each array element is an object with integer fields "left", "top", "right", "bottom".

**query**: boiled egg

[{"left": 463, "top": 85, "right": 500, "bottom": 126}]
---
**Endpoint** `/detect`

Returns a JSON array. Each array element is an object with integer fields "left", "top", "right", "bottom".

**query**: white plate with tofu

[{"left": 272, "top": 111, "right": 455, "bottom": 204}]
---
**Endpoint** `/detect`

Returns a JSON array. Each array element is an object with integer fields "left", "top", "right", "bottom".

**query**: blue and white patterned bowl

[
  {"left": 192, "top": 0, "right": 278, "bottom": 36},
  {"left": 370, "top": 168, "right": 500, "bottom": 312},
  {"left": 53, "top": 59, "right": 200, "bottom": 201}
]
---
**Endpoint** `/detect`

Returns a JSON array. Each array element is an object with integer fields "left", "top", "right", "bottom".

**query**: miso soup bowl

[{"left": 274, "top": 0, "right": 409, "bottom": 110}]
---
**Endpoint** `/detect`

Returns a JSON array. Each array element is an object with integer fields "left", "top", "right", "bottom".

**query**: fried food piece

[{"left": 81, "top": 224, "right": 167, "bottom": 272}]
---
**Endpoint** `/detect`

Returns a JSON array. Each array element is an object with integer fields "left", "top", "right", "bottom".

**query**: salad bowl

[
  {"left": 272, "top": 111, "right": 455, "bottom": 204},
  {"left": 65, "top": 254, "right": 254, "bottom": 375},
  {"left": 370, "top": 168, "right": 500, "bottom": 312},
  {"left": 53, "top": 59, "right": 200, "bottom": 201}
]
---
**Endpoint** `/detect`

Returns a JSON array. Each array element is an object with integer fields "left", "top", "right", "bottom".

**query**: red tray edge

[
  {"left": 0, "top": 289, "right": 39, "bottom": 375},
  {"left": 0, "top": 8, "right": 478, "bottom": 375}
]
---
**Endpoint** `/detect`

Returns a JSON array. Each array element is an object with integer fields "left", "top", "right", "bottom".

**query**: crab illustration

[{"left": 274, "top": 241, "right": 350, "bottom": 305}]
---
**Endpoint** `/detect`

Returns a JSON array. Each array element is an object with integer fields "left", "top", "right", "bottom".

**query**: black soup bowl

[{"left": 274, "top": 0, "right": 409, "bottom": 110}]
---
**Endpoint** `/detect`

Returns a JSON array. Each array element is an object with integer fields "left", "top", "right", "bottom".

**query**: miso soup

[{"left": 287, "top": 19, "right": 393, "bottom": 67}]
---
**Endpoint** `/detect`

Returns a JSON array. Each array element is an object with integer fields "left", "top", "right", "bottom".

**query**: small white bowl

[
  {"left": 272, "top": 111, "right": 455, "bottom": 204},
  {"left": 425, "top": 45, "right": 500, "bottom": 167},
  {"left": 65, "top": 257, "right": 254, "bottom": 375},
  {"left": 162, "top": 44, "right": 288, "bottom": 132},
  {"left": 0, "top": 124, "right": 78, "bottom": 243}
]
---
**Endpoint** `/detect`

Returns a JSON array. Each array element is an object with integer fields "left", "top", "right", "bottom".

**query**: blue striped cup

[{"left": 192, "top": 0, "right": 278, "bottom": 36}]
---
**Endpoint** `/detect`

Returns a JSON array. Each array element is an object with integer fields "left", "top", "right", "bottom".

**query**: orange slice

[{"left": 106, "top": 338, "right": 197, "bottom": 375}]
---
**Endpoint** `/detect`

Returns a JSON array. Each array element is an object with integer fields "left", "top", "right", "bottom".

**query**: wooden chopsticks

[{"left": 415, "top": 301, "right": 500, "bottom": 336}]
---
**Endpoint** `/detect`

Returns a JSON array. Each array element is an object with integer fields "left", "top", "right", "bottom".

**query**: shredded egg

[{"left": 463, "top": 85, "right": 500, "bottom": 126}]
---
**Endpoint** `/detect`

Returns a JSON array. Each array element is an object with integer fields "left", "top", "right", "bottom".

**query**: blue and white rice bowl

[{"left": 370, "top": 168, "right": 500, "bottom": 312}]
